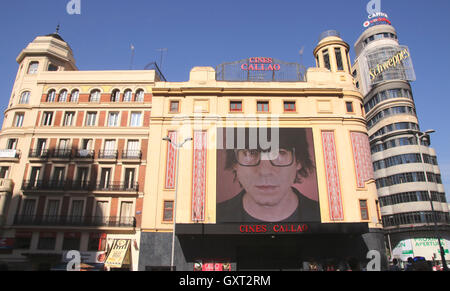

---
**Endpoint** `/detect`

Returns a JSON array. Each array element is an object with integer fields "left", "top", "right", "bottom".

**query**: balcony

[
  {"left": 14, "top": 215, "right": 136, "bottom": 228},
  {"left": 98, "top": 150, "right": 118, "bottom": 160},
  {"left": 0, "top": 149, "right": 21, "bottom": 162},
  {"left": 0, "top": 179, "right": 14, "bottom": 192},
  {"left": 73, "top": 149, "right": 94, "bottom": 160},
  {"left": 22, "top": 180, "right": 139, "bottom": 192},
  {"left": 51, "top": 149, "right": 72, "bottom": 159},
  {"left": 29, "top": 149, "right": 50, "bottom": 159},
  {"left": 94, "top": 181, "right": 139, "bottom": 192},
  {"left": 121, "top": 150, "right": 142, "bottom": 160}
]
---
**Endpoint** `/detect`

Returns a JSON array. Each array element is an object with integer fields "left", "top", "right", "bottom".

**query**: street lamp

[
  {"left": 414, "top": 129, "right": 448, "bottom": 271},
  {"left": 162, "top": 136, "right": 192, "bottom": 271}
]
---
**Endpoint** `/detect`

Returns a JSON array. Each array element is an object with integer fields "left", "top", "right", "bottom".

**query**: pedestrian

[
  {"left": 404, "top": 257, "right": 414, "bottom": 271},
  {"left": 389, "top": 258, "right": 401, "bottom": 271}
]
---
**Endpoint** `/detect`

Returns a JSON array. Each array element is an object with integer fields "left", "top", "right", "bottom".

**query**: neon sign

[
  {"left": 363, "top": 12, "right": 391, "bottom": 27},
  {"left": 241, "top": 57, "right": 281, "bottom": 71},
  {"left": 369, "top": 48, "right": 410, "bottom": 80}
]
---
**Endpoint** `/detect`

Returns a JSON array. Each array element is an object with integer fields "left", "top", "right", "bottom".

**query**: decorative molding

[
  {"left": 350, "top": 131, "right": 374, "bottom": 188},
  {"left": 164, "top": 131, "right": 177, "bottom": 189},
  {"left": 192, "top": 131, "right": 207, "bottom": 221}
]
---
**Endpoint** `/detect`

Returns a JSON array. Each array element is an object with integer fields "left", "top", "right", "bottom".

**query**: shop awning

[{"left": 104, "top": 239, "right": 131, "bottom": 269}]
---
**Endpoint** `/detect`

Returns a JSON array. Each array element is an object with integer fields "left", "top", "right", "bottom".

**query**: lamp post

[
  {"left": 162, "top": 136, "right": 192, "bottom": 271},
  {"left": 414, "top": 130, "right": 448, "bottom": 271}
]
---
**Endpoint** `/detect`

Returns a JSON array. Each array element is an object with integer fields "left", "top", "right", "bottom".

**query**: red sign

[
  {"left": 239, "top": 224, "right": 308, "bottom": 234},
  {"left": 0, "top": 238, "right": 14, "bottom": 249},
  {"left": 241, "top": 57, "right": 281, "bottom": 71}
]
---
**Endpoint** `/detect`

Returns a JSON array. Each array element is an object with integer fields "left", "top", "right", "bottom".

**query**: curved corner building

[{"left": 352, "top": 15, "right": 450, "bottom": 265}]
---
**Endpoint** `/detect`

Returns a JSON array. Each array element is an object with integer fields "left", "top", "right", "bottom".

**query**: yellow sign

[
  {"left": 369, "top": 48, "right": 410, "bottom": 80},
  {"left": 105, "top": 239, "right": 131, "bottom": 268}
]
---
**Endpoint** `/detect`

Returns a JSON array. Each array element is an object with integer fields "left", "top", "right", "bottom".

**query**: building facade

[
  {"left": 352, "top": 15, "right": 450, "bottom": 266},
  {"left": 0, "top": 30, "right": 388, "bottom": 271},
  {"left": 138, "top": 31, "right": 386, "bottom": 271},
  {"left": 0, "top": 33, "right": 159, "bottom": 270}
]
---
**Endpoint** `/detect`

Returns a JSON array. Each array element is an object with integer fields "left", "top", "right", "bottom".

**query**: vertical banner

[
  {"left": 351, "top": 132, "right": 374, "bottom": 188},
  {"left": 321, "top": 131, "right": 344, "bottom": 221},
  {"left": 165, "top": 131, "right": 178, "bottom": 189},
  {"left": 192, "top": 131, "right": 207, "bottom": 221}
]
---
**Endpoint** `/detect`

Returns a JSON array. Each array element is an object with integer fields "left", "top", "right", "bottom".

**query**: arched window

[
  {"left": 123, "top": 89, "right": 132, "bottom": 102},
  {"left": 70, "top": 89, "right": 79, "bottom": 103},
  {"left": 135, "top": 89, "right": 144, "bottom": 102},
  {"left": 59, "top": 90, "right": 68, "bottom": 102},
  {"left": 46, "top": 89, "right": 56, "bottom": 102},
  {"left": 19, "top": 91, "right": 31, "bottom": 104},
  {"left": 111, "top": 89, "right": 121, "bottom": 102},
  {"left": 27, "top": 62, "right": 39, "bottom": 74},
  {"left": 89, "top": 89, "right": 101, "bottom": 102}
]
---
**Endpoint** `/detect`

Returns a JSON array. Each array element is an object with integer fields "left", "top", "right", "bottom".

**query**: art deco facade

[
  {"left": 1, "top": 30, "right": 387, "bottom": 271},
  {"left": 352, "top": 21, "right": 449, "bottom": 264}
]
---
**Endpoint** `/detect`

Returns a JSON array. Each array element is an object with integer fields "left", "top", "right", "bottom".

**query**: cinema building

[
  {"left": 0, "top": 29, "right": 388, "bottom": 271},
  {"left": 352, "top": 14, "right": 449, "bottom": 266},
  {"left": 138, "top": 30, "right": 387, "bottom": 271},
  {"left": 0, "top": 32, "right": 157, "bottom": 270}
]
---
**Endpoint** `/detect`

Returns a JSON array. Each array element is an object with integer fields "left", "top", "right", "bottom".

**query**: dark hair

[{"left": 223, "top": 128, "right": 315, "bottom": 183}]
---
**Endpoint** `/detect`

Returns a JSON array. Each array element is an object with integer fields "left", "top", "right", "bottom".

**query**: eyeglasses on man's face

[{"left": 234, "top": 148, "right": 295, "bottom": 167}]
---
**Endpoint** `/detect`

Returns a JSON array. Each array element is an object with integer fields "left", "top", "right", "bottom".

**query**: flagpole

[{"left": 129, "top": 44, "right": 135, "bottom": 70}]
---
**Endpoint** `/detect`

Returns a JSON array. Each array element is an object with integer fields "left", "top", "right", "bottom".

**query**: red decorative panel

[
  {"left": 321, "top": 131, "right": 344, "bottom": 221},
  {"left": 192, "top": 131, "right": 207, "bottom": 221},
  {"left": 350, "top": 132, "right": 374, "bottom": 188},
  {"left": 165, "top": 131, "right": 178, "bottom": 189}
]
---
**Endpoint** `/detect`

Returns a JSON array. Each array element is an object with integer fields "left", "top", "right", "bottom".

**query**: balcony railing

[
  {"left": 22, "top": 180, "right": 139, "bottom": 192},
  {"left": 0, "top": 149, "right": 21, "bottom": 159},
  {"left": 29, "top": 149, "right": 51, "bottom": 158},
  {"left": 95, "top": 181, "right": 139, "bottom": 192},
  {"left": 121, "top": 150, "right": 142, "bottom": 160},
  {"left": 74, "top": 149, "right": 94, "bottom": 159},
  {"left": 51, "top": 149, "right": 72, "bottom": 159},
  {"left": 98, "top": 150, "right": 118, "bottom": 159},
  {"left": 14, "top": 215, "right": 136, "bottom": 228}
]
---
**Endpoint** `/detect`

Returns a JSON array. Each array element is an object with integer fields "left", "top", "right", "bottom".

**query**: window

[
  {"left": 14, "top": 113, "right": 24, "bottom": 127},
  {"left": 257, "top": 101, "right": 269, "bottom": 112},
  {"left": 63, "top": 233, "right": 81, "bottom": 250},
  {"left": 63, "top": 112, "right": 75, "bottom": 126},
  {"left": 46, "top": 90, "right": 56, "bottom": 102},
  {"left": 7, "top": 138, "right": 18, "bottom": 150},
  {"left": 29, "top": 167, "right": 41, "bottom": 187},
  {"left": 360, "top": 200, "right": 369, "bottom": 220},
  {"left": 42, "top": 112, "right": 53, "bottom": 126},
  {"left": 88, "top": 233, "right": 106, "bottom": 251},
  {"left": 52, "top": 167, "right": 65, "bottom": 187},
  {"left": 14, "top": 232, "right": 32, "bottom": 249},
  {"left": 230, "top": 101, "right": 242, "bottom": 112},
  {"left": 27, "top": 62, "right": 39, "bottom": 74},
  {"left": 322, "top": 49, "right": 331, "bottom": 70},
  {"left": 346, "top": 102, "right": 354, "bottom": 113},
  {"left": 0, "top": 166, "right": 9, "bottom": 179},
  {"left": 120, "top": 201, "right": 133, "bottom": 225},
  {"left": 59, "top": 90, "right": 68, "bottom": 102},
  {"left": 48, "top": 64, "right": 58, "bottom": 71},
  {"left": 135, "top": 89, "right": 144, "bottom": 102},
  {"left": 111, "top": 89, "right": 120, "bottom": 102},
  {"left": 99, "top": 168, "right": 112, "bottom": 189},
  {"left": 163, "top": 201, "right": 174, "bottom": 222},
  {"left": 170, "top": 100, "right": 180, "bottom": 113},
  {"left": 89, "top": 90, "right": 101, "bottom": 102},
  {"left": 123, "top": 89, "right": 132, "bottom": 102},
  {"left": 124, "top": 168, "right": 136, "bottom": 189},
  {"left": 70, "top": 89, "right": 79, "bottom": 103},
  {"left": 75, "top": 167, "right": 89, "bottom": 189},
  {"left": 19, "top": 91, "right": 30, "bottom": 104},
  {"left": 335, "top": 48, "right": 344, "bottom": 71},
  {"left": 107, "top": 112, "right": 119, "bottom": 127},
  {"left": 69, "top": 200, "right": 84, "bottom": 220},
  {"left": 38, "top": 232, "right": 56, "bottom": 250},
  {"left": 85, "top": 112, "right": 97, "bottom": 126},
  {"left": 125, "top": 140, "right": 140, "bottom": 159},
  {"left": 130, "top": 112, "right": 142, "bottom": 127},
  {"left": 284, "top": 101, "right": 296, "bottom": 112}
]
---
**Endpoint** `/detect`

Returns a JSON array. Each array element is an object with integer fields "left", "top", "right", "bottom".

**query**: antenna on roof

[
  {"left": 156, "top": 48, "right": 168, "bottom": 71},
  {"left": 55, "top": 23, "right": 61, "bottom": 34}
]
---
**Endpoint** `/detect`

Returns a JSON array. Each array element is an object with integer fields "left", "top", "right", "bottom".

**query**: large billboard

[{"left": 216, "top": 127, "right": 320, "bottom": 223}]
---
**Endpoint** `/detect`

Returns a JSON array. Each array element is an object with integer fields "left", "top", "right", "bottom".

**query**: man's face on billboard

[{"left": 233, "top": 149, "right": 301, "bottom": 207}]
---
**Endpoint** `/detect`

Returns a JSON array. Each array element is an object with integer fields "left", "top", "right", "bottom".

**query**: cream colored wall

[{"left": 141, "top": 66, "right": 383, "bottom": 233}]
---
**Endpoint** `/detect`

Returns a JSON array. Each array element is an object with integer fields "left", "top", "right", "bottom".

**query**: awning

[{"left": 104, "top": 239, "right": 131, "bottom": 269}]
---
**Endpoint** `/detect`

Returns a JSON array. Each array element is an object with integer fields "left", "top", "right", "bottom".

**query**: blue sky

[{"left": 0, "top": 0, "right": 449, "bottom": 199}]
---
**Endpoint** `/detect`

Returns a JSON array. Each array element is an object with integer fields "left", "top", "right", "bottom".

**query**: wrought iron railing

[{"left": 14, "top": 215, "right": 136, "bottom": 228}]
